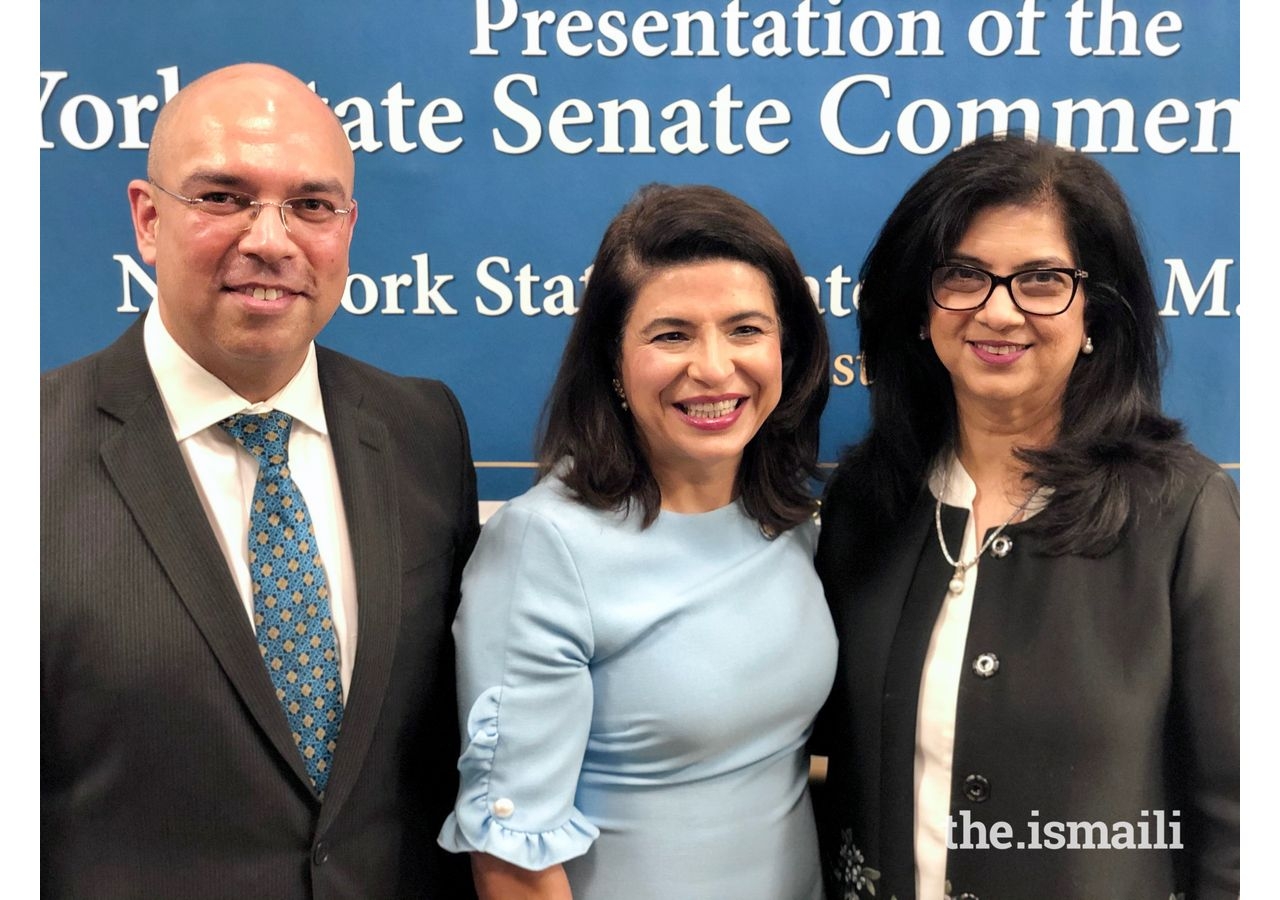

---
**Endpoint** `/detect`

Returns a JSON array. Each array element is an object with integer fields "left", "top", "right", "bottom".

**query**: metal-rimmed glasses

[
  {"left": 930, "top": 264, "right": 1089, "bottom": 317},
  {"left": 149, "top": 180, "right": 355, "bottom": 235}
]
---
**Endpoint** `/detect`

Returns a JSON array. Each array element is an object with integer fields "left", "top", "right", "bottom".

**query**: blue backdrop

[{"left": 40, "top": 0, "right": 1240, "bottom": 502}]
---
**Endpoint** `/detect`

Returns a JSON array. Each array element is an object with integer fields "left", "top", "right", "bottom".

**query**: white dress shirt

[
  {"left": 914, "top": 456, "right": 1046, "bottom": 899},
  {"left": 143, "top": 310, "right": 358, "bottom": 697}
]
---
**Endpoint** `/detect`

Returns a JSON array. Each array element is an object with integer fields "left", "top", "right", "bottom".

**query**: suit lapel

[
  {"left": 877, "top": 493, "right": 964, "bottom": 896},
  {"left": 315, "top": 351, "right": 402, "bottom": 826},
  {"left": 96, "top": 318, "right": 316, "bottom": 792}
]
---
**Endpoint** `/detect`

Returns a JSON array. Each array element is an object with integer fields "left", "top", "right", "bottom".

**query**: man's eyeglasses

[
  {"left": 149, "top": 181, "right": 354, "bottom": 235},
  {"left": 930, "top": 264, "right": 1088, "bottom": 317}
]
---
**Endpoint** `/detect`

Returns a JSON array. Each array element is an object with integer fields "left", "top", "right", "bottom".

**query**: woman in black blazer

[{"left": 814, "top": 135, "right": 1238, "bottom": 900}]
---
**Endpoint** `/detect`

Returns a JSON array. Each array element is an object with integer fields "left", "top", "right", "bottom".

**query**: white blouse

[{"left": 914, "top": 456, "right": 1046, "bottom": 899}]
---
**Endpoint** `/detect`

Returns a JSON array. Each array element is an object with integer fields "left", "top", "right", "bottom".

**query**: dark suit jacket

[
  {"left": 813, "top": 455, "right": 1239, "bottom": 900},
  {"left": 42, "top": 317, "right": 480, "bottom": 899}
]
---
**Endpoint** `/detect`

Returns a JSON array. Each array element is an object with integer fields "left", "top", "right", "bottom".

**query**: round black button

[
  {"left": 962, "top": 773, "right": 991, "bottom": 803},
  {"left": 312, "top": 841, "right": 330, "bottom": 866}
]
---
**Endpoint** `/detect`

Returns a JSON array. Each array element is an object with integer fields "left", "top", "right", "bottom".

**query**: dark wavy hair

[
  {"left": 537, "top": 183, "right": 830, "bottom": 534},
  {"left": 845, "top": 134, "right": 1195, "bottom": 556}
]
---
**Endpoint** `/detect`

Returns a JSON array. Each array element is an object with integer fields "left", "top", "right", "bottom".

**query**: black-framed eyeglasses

[
  {"left": 930, "top": 264, "right": 1088, "bottom": 317},
  {"left": 149, "top": 180, "right": 355, "bottom": 234}
]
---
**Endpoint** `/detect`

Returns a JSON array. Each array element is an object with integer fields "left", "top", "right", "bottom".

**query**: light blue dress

[{"left": 438, "top": 474, "right": 837, "bottom": 900}]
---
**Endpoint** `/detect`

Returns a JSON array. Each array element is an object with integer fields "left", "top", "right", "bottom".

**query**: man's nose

[{"left": 237, "top": 201, "right": 295, "bottom": 260}]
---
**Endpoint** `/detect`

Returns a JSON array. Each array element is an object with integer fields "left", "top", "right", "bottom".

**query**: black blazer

[
  {"left": 41, "top": 317, "right": 480, "bottom": 899},
  {"left": 813, "top": 455, "right": 1239, "bottom": 900}
]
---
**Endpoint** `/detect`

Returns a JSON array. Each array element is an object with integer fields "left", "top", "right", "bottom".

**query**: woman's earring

[
  {"left": 1081, "top": 336, "right": 1094, "bottom": 355},
  {"left": 612, "top": 377, "right": 629, "bottom": 411},
  {"left": 918, "top": 325, "right": 929, "bottom": 341}
]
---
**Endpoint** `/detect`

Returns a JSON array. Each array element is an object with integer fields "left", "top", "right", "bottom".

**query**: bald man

[{"left": 41, "top": 63, "right": 478, "bottom": 898}]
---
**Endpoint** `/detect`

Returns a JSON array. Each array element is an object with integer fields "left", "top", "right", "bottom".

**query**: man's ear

[{"left": 127, "top": 179, "right": 159, "bottom": 266}]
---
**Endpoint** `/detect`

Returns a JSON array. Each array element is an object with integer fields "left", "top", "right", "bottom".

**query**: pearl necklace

[{"left": 934, "top": 483, "right": 1038, "bottom": 596}]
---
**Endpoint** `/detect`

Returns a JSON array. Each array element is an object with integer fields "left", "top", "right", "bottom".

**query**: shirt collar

[
  {"left": 143, "top": 306, "right": 329, "bottom": 441},
  {"left": 927, "top": 451, "right": 1052, "bottom": 517},
  {"left": 928, "top": 452, "right": 977, "bottom": 509}
]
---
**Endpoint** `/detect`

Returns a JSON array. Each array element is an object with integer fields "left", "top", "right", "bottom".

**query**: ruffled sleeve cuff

[{"left": 437, "top": 687, "right": 600, "bottom": 869}]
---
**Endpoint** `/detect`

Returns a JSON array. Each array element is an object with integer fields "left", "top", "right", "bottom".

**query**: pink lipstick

[{"left": 968, "top": 341, "right": 1029, "bottom": 365}]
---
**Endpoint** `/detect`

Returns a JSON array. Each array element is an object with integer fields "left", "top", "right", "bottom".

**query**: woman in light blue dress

[{"left": 438, "top": 183, "right": 836, "bottom": 900}]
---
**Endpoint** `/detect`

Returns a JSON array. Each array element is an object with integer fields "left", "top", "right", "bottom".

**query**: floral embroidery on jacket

[{"left": 832, "top": 829, "right": 883, "bottom": 898}]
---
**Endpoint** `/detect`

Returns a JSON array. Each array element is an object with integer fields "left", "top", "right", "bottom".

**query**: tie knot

[{"left": 219, "top": 410, "right": 294, "bottom": 465}]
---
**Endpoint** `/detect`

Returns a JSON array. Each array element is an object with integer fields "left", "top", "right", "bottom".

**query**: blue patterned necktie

[{"left": 219, "top": 410, "right": 344, "bottom": 796}]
